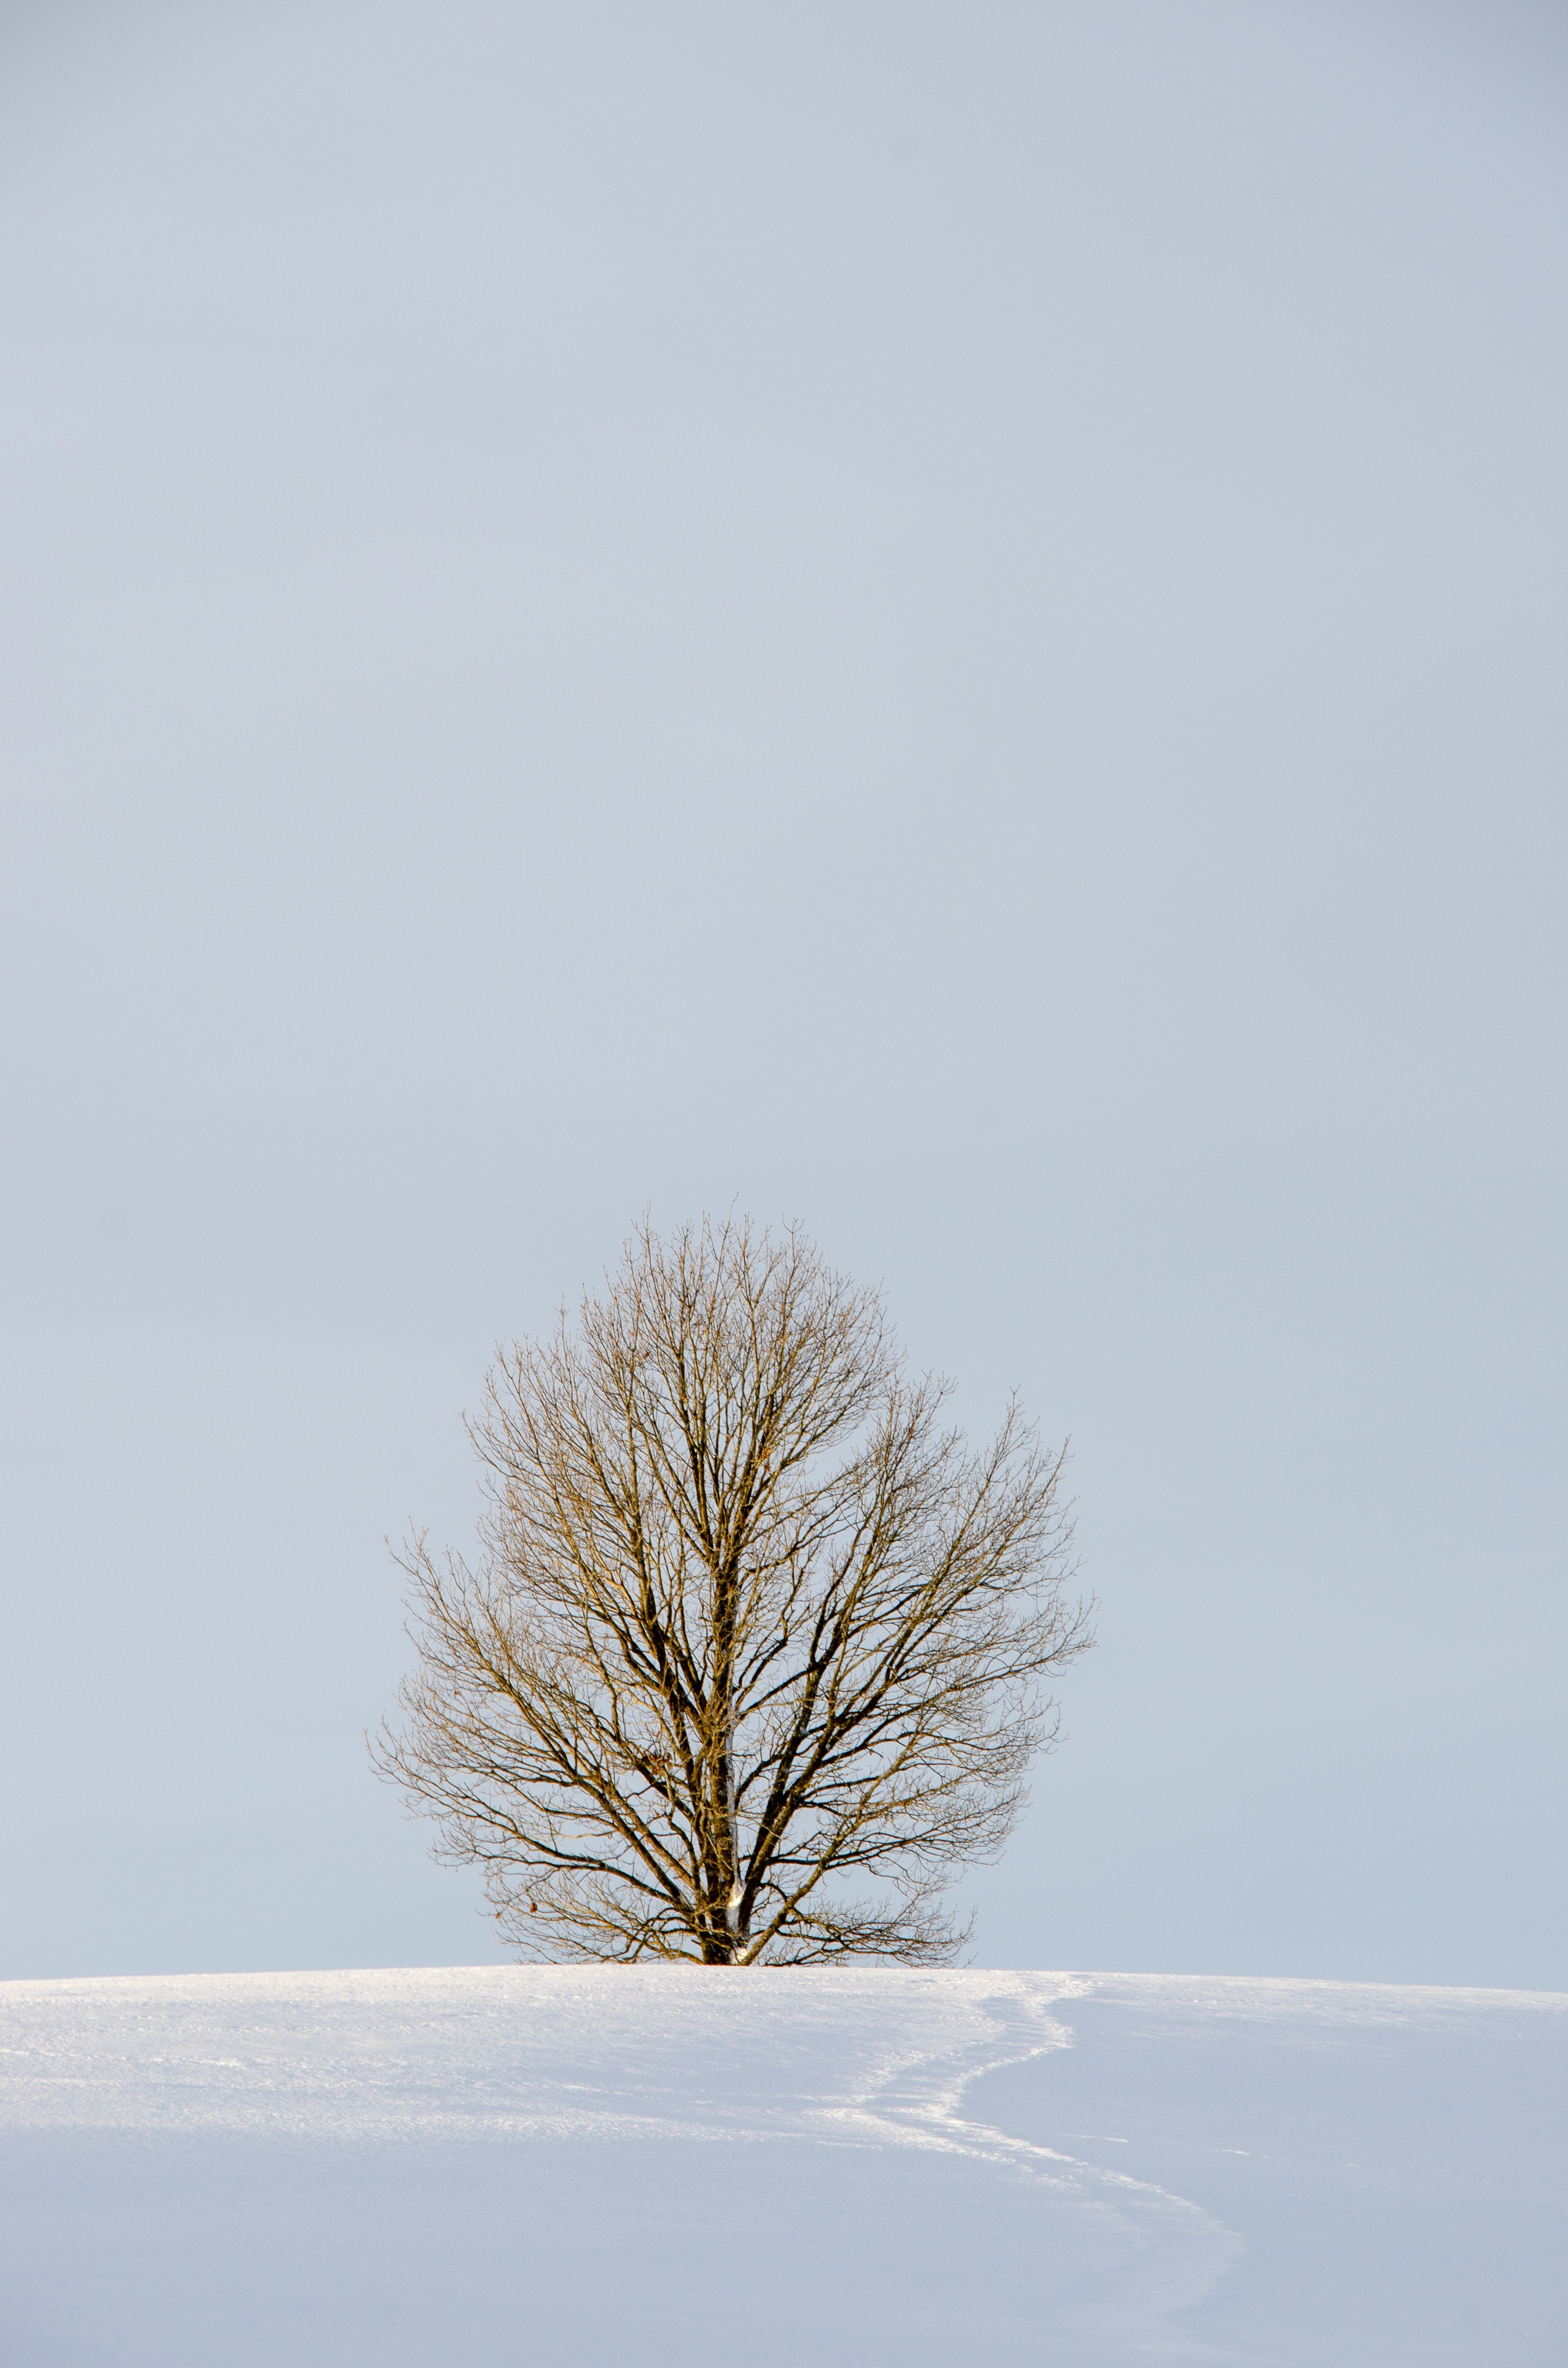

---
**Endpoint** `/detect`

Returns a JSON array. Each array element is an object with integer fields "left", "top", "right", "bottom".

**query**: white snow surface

[{"left": 1, "top": 1963, "right": 1562, "bottom": 2364}]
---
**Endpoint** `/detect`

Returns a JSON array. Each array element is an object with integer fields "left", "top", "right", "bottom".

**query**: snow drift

[{"left": 1, "top": 1964, "right": 1562, "bottom": 2364}]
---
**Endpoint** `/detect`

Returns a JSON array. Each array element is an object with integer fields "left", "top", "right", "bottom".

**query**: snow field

[{"left": 0, "top": 1965, "right": 1563, "bottom": 2364}]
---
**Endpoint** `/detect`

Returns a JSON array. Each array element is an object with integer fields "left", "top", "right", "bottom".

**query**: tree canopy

[{"left": 377, "top": 1216, "right": 1091, "bottom": 1963}]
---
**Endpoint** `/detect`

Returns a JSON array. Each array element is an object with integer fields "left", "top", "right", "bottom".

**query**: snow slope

[{"left": 0, "top": 1965, "right": 1562, "bottom": 2365}]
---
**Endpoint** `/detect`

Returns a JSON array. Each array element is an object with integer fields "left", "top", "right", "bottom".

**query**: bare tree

[{"left": 376, "top": 1216, "right": 1092, "bottom": 1965}]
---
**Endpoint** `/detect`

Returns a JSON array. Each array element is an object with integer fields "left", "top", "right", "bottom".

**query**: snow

[{"left": 1, "top": 1965, "right": 1562, "bottom": 2364}]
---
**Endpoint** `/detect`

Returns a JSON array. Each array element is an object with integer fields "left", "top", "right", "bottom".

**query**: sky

[{"left": 0, "top": 0, "right": 1563, "bottom": 1988}]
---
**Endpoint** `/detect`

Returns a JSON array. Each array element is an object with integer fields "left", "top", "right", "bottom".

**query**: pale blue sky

[{"left": 1, "top": 0, "right": 1564, "bottom": 1984}]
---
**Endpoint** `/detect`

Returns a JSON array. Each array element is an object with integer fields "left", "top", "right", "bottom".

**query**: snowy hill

[{"left": 1, "top": 1965, "right": 1563, "bottom": 2365}]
